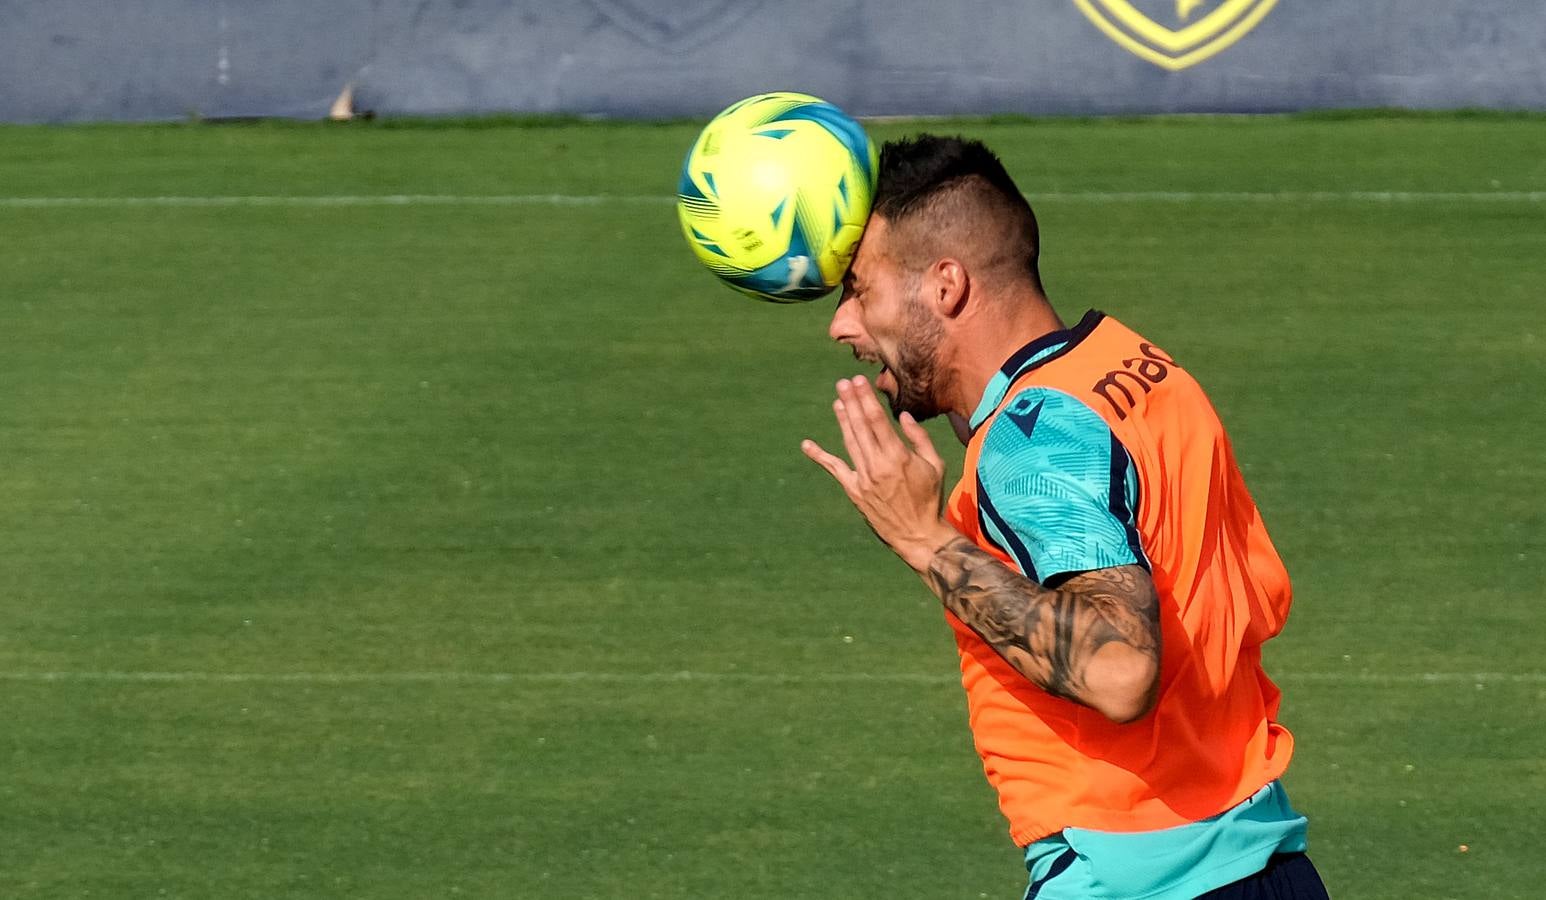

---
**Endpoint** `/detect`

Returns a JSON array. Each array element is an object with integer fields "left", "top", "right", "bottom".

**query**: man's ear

[{"left": 932, "top": 258, "right": 969, "bottom": 318}]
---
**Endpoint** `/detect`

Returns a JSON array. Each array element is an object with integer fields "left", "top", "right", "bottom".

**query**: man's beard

[{"left": 881, "top": 298, "right": 947, "bottom": 422}]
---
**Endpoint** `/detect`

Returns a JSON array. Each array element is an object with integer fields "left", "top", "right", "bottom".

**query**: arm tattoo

[{"left": 926, "top": 537, "right": 1160, "bottom": 709}]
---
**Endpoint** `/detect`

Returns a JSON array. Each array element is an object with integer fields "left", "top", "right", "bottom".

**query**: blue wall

[{"left": 3, "top": 0, "right": 1544, "bottom": 123}]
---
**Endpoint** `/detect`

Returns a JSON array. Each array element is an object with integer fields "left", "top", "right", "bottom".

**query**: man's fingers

[
  {"left": 899, "top": 412, "right": 945, "bottom": 473},
  {"left": 834, "top": 382, "right": 878, "bottom": 473},
  {"left": 800, "top": 438, "right": 859, "bottom": 492},
  {"left": 848, "top": 375, "right": 903, "bottom": 456}
]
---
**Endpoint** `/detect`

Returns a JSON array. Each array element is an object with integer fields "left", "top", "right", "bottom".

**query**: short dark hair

[
  {"left": 872, "top": 135, "right": 1042, "bottom": 288},
  {"left": 874, "top": 135, "right": 1024, "bottom": 220}
]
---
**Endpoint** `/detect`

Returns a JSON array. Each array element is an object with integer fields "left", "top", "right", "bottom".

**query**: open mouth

[
  {"left": 875, "top": 365, "right": 896, "bottom": 395},
  {"left": 851, "top": 349, "right": 894, "bottom": 395}
]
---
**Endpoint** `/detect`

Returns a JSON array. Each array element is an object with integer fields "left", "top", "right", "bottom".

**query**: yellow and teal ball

[{"left": 677, "top": 92, "right": 878, "bottom": 303}]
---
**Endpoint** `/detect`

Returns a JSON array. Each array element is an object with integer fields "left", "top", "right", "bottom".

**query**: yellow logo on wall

[{"left": 1073, "top": 0, "right": 1278, "bottom": 70}]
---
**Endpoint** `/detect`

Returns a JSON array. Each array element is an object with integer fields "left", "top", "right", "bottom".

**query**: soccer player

[{"left": 801, "top": 136, "right": 1331, "bottom": 899}]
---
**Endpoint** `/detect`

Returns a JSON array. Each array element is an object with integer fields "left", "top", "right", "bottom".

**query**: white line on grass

[
  {"left": 0, "top": 194, "right": 660, "bottom": 208},
  {"left": 1, "top": 191, "right": 1543, "bottom": 209},
  {"left": 0, "top": 670, "right": 1541, "bottom": 686},
  {"left": 0, "top": 670, "right": 947, "bottom": 685}
]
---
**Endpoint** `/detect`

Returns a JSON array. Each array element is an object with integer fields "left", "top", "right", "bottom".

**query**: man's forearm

[{"left": 925, "top": 537, "right": 1161, "bottom": 722}]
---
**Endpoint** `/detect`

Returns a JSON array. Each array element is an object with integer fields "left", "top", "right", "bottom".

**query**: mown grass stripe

[
  {"left": 1, "top": 191, "right": 1542, "bottom": 208},
  {"left": 1, "top": 670, "right": 1540, "bottom": 685}
]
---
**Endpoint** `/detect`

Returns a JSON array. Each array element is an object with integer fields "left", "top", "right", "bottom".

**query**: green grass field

[{"left": 1, "top": 114, "right": 1543, "bottom": 898}]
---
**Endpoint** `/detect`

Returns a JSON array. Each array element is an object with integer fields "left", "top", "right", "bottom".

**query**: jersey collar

[{"left": 967, "top": 309, "right": 1107, "bottom": 432}]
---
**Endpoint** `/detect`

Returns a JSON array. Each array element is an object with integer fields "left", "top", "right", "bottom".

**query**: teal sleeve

[{"left": 976, "top": 387, "right": 1147, "bottom": 585}]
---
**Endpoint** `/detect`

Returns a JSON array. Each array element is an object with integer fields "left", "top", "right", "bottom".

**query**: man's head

[{"left": 829, "top": 135, "right": 1047, "bottom": 421}]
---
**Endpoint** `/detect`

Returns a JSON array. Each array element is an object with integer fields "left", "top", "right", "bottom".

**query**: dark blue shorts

[{"left": 1196, "top": 853, "right": 1330, "bottom": 899}]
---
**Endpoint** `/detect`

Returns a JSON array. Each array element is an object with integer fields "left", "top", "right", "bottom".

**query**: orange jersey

[{"left": 944, "top": 310, "right": 1295, "bottom": 846}]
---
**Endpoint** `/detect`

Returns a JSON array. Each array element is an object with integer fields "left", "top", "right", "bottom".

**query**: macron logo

[{"left": 1004, "top": 398, "right": 1045, "bottom": 440}]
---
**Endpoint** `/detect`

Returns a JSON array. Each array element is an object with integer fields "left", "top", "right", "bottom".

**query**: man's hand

[
  {"left": 801, "top": 376, "right": 1161, "bottom": 723},
  {"left": 801, "top": 375, "right": 960, "bottom": 571}
]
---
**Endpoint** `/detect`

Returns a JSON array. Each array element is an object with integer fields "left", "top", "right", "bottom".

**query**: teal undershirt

[
  {"left": 969, "top": 344, "right": 1067, "bottom": 430},
  {"left": 1023, "top": 781, "right": 1308, "bottom": 900}
]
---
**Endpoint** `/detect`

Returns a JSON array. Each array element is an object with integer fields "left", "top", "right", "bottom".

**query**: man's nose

[{"left": 828, "top": 299, "right": 859, "bottom": 344}]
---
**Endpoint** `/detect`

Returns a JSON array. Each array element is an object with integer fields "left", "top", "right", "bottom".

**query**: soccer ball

[{"left": 677, "top": 92, "right": 878, "bottom": 303}]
